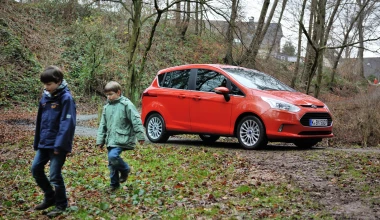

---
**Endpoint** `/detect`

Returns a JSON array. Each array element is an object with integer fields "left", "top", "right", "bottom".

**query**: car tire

[
  {"left": 237, "top": 115, "right": 267, "bottom": 150},
  {"left": 146, "top": 113, "right": 169, "bottom": 143},
  {"left": 293, "top": 139, "right": 320, "bottom": 149},
  {"left": 199, "top": 134, "right": 220, "bottom": 143}
]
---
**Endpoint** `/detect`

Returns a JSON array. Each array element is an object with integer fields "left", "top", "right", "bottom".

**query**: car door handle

[
  {"left": 178, "top": 94, "right": 186, "bottom": 99},
  {"left": 192, "top": 96, "right": 201, "bottom": 101}
]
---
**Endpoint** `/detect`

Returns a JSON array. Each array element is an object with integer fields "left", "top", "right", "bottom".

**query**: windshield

[{"left": 222, "top": 68, "right": 295, "bottom": 91}]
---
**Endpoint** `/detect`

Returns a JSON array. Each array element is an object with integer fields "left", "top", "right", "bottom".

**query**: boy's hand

[
  {"left": 138, "top": 140, "right": 145, "bottom": 145},
  {"left": 97, "top": 144, "right": 104, "bottom": 149},
  {"left": 54, "top": 150, "right": 60, "bottom": 155}
]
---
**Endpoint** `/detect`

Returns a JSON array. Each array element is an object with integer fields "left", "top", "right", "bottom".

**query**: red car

[{"left": 141, "top": 64, "right": 333, "bottom": 149}]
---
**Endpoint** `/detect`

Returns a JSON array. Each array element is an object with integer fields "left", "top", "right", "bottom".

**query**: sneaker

[
  {"left": 46, "top": 207, "right": 65, "bottom": 218},
  {"left": 119, "top": 170, "right": 129, "bottom": 183},
  {"left": 109, "top": 186, "right": 120, "bottom": 193},
  {"left": 35, "top": 199, "right": 55, "bottom": 210}
]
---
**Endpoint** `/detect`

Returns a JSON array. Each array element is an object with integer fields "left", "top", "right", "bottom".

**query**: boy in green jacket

[{"left": 96, "top": 81, "right": 145, "bottom": 192}]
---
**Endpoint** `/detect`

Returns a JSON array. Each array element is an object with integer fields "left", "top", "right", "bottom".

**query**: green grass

[{"left": 1, "top": 136, "right": 379, "bottom": 219}]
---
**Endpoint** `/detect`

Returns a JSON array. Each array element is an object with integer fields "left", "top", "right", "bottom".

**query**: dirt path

[{"left": 75, "top": 114, "right": 98, "bottom": 137}]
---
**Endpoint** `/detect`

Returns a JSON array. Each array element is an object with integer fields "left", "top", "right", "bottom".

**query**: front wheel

[
  {"left": 237, "top": 116, "right": 267, "bottom": 150},
  {"left": 199, "top": 134, "right": 220, "bottom": 143},
  {"left": 145, "top": 113, "right": 169, "bottom": 143}
]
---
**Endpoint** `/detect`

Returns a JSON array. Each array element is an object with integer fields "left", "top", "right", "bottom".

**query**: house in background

[
  {"left": 339, "top": 57, "right": 380, "bottom": 78},
  {"left": 205, "top": 17, "right": 283, "bottom": 57},
  {"left": 273, "top": 53, "right": 298, "bottom": 63}
]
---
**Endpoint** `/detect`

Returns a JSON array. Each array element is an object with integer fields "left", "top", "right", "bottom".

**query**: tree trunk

[
  {"left": 175, "top": 2, "right": 181, "bottom": 27},
  {"left": 330, "top": 0, "right": 371, "bottom": 87},
  {"left": 356, "top": 0, "right": 365, "bottom": 78},
  {"left": 195, "top": 2, "right": 199, "bottom": 35},
  {"left": 238, "top": 0, "right": 270, "bottom": 67},
  {"left": 291, "top": 0, "right": 307, "bottom": 88},
  {"left": 223, "top": 0, "right": 239, "bottom": 64},
  {"left": 180, "top": 0, "right": 190, "bottom": 40},
  {"left": 314, "top": 0, "right": 341, "bottom": 97},
  {"left": 126, "top": 0, "right": 143, "bottom": 104},
  {"left": 248, "top": 0, "right": 278, "bottom": 67},
  {"left": 314, "top": 0, "right": 326, "bottom": 98},
  {"left": 302, "top": 0, "right": 317, "bottom": 93},
  {"left": 266, "top": 0, "right": 288, "bottom": 61}
]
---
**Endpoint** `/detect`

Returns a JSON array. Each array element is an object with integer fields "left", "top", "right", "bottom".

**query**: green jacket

[{"left": 96, "top": 96, "right": 145, "bottom": 149}]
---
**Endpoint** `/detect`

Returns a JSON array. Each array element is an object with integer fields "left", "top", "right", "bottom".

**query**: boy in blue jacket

[
  {"left": 96, "top": 81, "right": 145, "bottom": 192},
  {"left": 31, "top": 66, "right": 76, "bottom": 217}
]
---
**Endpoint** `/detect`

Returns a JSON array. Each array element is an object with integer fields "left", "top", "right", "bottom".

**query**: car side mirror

[{"left": 214, "top": 87, "right": 230, "bottom": 102}]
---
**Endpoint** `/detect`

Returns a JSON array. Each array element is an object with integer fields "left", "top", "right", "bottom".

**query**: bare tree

[
  {"left": 238, "top": 0, "right": 271, "bottom": 67},
  {"left": 356, "top": 0, "right": 365, "bottom": 78},
  {"left": 330, "top": 0, "right": 372, "bottom": 87},
  {"left": 179, "top": 0, "right": 191, "bottom": 39},
  {"left": 223, "top": 0, "right": 239, "bottom": 64},
  {"left": 266, "top": 0, "right": 288, "bottom": 61},
  {"left": 96, "top": 0, "right": 187, "bottom": 104},
  {"left": 291, "top": 0, "right": 307, "bottom": 88}
]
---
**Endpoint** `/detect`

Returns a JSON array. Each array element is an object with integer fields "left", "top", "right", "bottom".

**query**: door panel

[
  {"left": 158, "top": 70, "right": 192, "bottom": 131},
  {"left": 189, "top": 69, "right": 232, "bottom": 134}
]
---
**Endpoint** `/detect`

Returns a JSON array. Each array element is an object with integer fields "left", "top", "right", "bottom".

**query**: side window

[
  {"left": 157, "top": 74, "right": 165, "bottom": 86},
  {"left": 196, "top": 69, "right": 227, "bottom": 92},
  {"left": 162, "top": 70, "right": 190, "bottom": 89},
  {"left": 230, "top": 83, "right": 244, "bottom": 96}
]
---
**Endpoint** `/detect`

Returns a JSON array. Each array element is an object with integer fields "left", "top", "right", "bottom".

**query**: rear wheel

[
  {"left": 237, "top": 116, "right": 267, "bottom": 150},
  {"left": 199, "top": 134, "right": 220, "bottom": 143},
  {"left": 293, "top": 139, "right": 320, "bottom": 149},
  {"left": 146, "top": 113, "right": 169, "bottom": 143}
]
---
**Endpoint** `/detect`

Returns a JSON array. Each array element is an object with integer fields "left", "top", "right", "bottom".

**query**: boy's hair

[
  {"left": 104, "top": 81, "right": 122, "bottom": 93},
  {"left": 40, "top": 66, "right": 63, "bottom": 84}
]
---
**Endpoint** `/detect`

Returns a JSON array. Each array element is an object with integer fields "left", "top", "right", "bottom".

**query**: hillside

[{"left": 1, "top": 1, "right": 380, "bottom": 147}]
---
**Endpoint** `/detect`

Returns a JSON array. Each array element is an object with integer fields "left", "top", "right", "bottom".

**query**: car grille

[
  {"left": 300, "top": 105, "right": 324, "bottom": 108},
  {"left": 300, "top": 113, "right": 333, "bottom": 126}
]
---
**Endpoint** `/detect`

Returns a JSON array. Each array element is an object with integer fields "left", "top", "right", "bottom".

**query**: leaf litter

[{"left": 0, "top": 109, "right": 379, "bottom": 219}]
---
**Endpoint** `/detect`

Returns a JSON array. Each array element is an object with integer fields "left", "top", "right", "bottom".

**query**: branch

[
  {"left": 299, "top": 21, "right": 318, "bottom": 52},
  {"left": 322, "top": 37, "right": 380, "bottom": 50}
]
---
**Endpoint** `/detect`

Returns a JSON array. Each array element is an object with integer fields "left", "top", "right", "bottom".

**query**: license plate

[{"left": 309, "top": 119, "right": 328, "bottom": 127}]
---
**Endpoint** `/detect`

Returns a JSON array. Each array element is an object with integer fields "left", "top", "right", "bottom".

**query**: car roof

[{"left": 157, "top": 64, "right": 247, "bottom": 75}]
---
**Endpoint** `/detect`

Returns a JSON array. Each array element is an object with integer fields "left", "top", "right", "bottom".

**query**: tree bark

[
  {"left": 314, "top": 0, "right": 326, "bottom": 98},
  {"left": 223, "top": 0, "right": 239, "bottom": 64},
  {"left": 175, "top": 2, "right": 181, "bottom": 26},
  {"left": 180, "top": 0, "right": 190, "bottom": 40},
  {"left": 356, "top": 0, "right": 365, "bottom": 78},
  {"left": 291, "top": 0, "right": 307, "bottom": 88},
  {"left": 238, "top": 0, "right": 270, "bottom": 67},
  {"left": 330, "top": 0, "right": 371, "bottom": 87},
  {"left": 126, "top": 0, "right": 143, "bottom": 104},
  {"left": 266, "top": 0, "right": 287, "bottom": 61}
]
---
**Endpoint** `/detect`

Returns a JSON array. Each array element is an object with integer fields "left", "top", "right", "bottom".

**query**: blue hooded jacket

[{"left": 33, "top": 80, "right": 76, "bottom": 152}]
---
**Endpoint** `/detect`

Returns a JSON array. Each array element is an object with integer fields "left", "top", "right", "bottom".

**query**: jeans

[
  {"left": 107, "top": 147, "right": 130, "bottom": 188},
  {"left": 31, "top": 149, "right": 67, "bottom": 209}
]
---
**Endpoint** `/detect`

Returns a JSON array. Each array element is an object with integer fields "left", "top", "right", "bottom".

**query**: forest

[{"left": 0, "top": 0, "right": 380, "bottom": 219}]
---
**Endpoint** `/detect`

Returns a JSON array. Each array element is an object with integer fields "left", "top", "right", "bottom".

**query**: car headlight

[{"left": 261, "top": 97, "right": 300, "bottom": 112}]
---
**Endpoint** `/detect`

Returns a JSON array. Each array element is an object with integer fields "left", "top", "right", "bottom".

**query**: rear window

[{"left": 159, "top": 70, "right": 191, "bottom": 90}]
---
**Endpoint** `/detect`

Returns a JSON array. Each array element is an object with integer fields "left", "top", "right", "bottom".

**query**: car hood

[{"left": 259, "top": 90, "right": 325, "bottom": 106}]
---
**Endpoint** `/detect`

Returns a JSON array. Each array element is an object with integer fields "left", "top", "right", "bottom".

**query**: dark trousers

[{"left": 31, "top": 149, "right": 68, "bottom": 209}]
